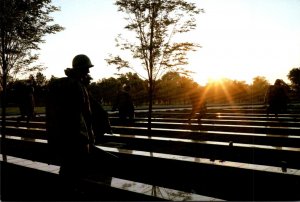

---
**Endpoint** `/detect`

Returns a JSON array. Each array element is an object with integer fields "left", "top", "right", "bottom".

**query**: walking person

[
  {"left": 112, "top": 84, "right": 135, "bottom": 123},
  {"left": 265, "top": 79, "right": 289, "bottom": 118},
  {"left": 188, "top": 84, "right": 207, "bottom": 124},
  {"left": 15, "top": 79, "right": 35, "bottom": 124},
  {"left": 46, "top": 54, "right": 118, "bottom": 184}
]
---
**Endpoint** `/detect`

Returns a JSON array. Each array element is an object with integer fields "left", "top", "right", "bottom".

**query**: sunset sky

[{"left": 38, "top": 0, "right": 300, "bottom": 85}]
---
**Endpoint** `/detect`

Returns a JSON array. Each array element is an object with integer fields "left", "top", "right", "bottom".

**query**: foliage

[
  {"left": 288, "top": 67, "right": 300, "bottom": 97},
  {"left": 89, "top": 77, "right": 121, "bottom": 105},
  {"left": 156, "top": 71, "right": 192, "bottom": 104},
  {"left": 106, "top": 0, "right": 202, "bottom": 131},
  {"left": 249, "top": 76, "right": 270, "bottom": 103},
  {"left": 205, "top": 78, "right": 250, "bottom": 104},
  {"left": 35, "top": 72, "right": 48, "bottom": 87},
  {"left": 118, "top": 72, "right": 148, "bottom": 105},
  {"left": 5, "top": 71, "right": 282, "bottom": 108},
  {"left": 6, "top": 72, "right": 48, "bottom": 107},
  {"left": 288, "top": 67, "right": 300, "bottom": 86},
  {"left": 0, "top": 0, "right": 64, "bottom": 89},
  {"left": 1, "top": 0, "right": 63, "bottom": 146},
  {"left": 107, "top": 0, "right": 202, "bottom": 79},
  {"left": 88, "top": 72, "right": 147, "bottom": 106}
]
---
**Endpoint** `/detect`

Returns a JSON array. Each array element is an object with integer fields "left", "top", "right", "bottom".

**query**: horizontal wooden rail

[
  {"left": 2, "top": 125, "right": 300, "bottom": 169},
  {"left": 110, "top": 116, "right": 300, "bottom": 127},
  {"left": 111, "top": 126, "right": 300, "bottom": 148},
  {"left": 99, "top": 134, "right": 300, "bottom": 169},
  {"left": 114, "top": 121, "right": 300, "bottom": 135}
]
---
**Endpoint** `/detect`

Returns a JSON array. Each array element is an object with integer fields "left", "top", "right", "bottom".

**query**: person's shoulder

[
  {"left": 47, "top": 77, "right": 70, "bottom": 89},
  {"left": 48, "top": 77, "right": 66, "bottom": 83},
  {"left": 269, "top": 85, "right": 275, "bottom": 90},
  {"left": 50, "top": 77, "right": 80, "bottom": 85}
]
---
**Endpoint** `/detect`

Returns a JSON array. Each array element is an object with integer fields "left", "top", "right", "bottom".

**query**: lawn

[
  {"left": 0, "top": 107, "right": 46, "bottom": 116},
  {"left": 0, "top": 105, "right": 191, "bottom": 116}
]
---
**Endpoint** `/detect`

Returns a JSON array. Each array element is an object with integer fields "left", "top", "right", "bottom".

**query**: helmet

[{"left": 72, "top": 54, "right": 94, "bottom": 69}]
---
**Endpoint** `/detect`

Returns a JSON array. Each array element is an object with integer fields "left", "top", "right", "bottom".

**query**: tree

[
  {"left": 96, "top": 77, "right": 121, "bottom": 105},
  {"left": 106, "top": 0, "right": 202, "bottom": 132},
  {"left": 178, "top": 75, "right": 195, "bottom": 104},
  {"left": 250, "top": 76, "right": 270, "bottom": 103},
  {"left": 33, "top": 72, "right": 48, "bottom": 106},
  {"left": 288, "top": 67, "right": 300, "bottom": 97},
  {"left": 118, "top": 72, "right": 147, "bottom": 106},
  {"left": 35, "top": 72, "right": 47, "bottom": 87},
  {"left": 156, "top": 71, "right": 182, "bottom": 104},
  {"left": 1, "top": 0, "right": 63, "bottom": 160}
]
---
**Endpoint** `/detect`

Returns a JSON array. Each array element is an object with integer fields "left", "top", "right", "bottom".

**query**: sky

[{"left": 38, "top": 0, "right": 300, "bottom": 85}]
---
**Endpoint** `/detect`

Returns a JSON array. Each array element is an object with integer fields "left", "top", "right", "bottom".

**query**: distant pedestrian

[
  {"left": 265, "top": 79, "right": 289, "bottom": 117},
  {"left": 15, "top": 79, "right": 35, "bottom": 124},
  {"left": 112, "top": 84, "right": 135, "bottom": 123},
  {"left": 188, "top": 84, "right": 207, "bottom": 124}
]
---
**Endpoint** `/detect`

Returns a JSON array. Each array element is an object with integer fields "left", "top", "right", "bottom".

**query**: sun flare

[{"left": 192, "top": 72, "right": 227, "bottom": 86}]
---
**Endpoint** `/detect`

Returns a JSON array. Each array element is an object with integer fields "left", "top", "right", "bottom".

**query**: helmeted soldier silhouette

[{"left": 46, "top": 54, "right": 118, "bottom": 184}]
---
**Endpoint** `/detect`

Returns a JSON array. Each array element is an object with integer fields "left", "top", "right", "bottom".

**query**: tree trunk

[
  {"left": 147, "top": 79, "right": 153, "bottom": 135},
  {"left": 1, "top": 21, "right": 7, "bottom": 161},
  {"left": 147, "top": 2, "right": 157, "bottom": 136},
  {"left": 1, "top": 73, "right": 7, "bottom": 162}
]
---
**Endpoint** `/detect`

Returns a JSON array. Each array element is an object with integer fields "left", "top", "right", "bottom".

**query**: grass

[
  {"left": 5, "top": 102, "right": 298, "bottom": 116},
  {"left": 0, "top": 107, "right": 45, "bottom": 116},
  {"left": 1, "top": 105, "right": 190, "bottom": 116}
]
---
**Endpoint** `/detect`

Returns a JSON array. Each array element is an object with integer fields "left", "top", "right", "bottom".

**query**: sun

[
  {"left": 192, "top": 72, "right": 226, "bottom": 86},
  {"left": 207, "top": 76, "right": 226, "bottom": 84}
]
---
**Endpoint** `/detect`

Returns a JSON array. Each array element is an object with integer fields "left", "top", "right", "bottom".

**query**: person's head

[
  {"left": 274, "top": 79, "right": 282, "bottom": 86},
  {"left": 65, "top": 54, "right": 94, "bottom": 79},
  {"left": 72, "top": 54, "right": 94, "bottom": 75}
]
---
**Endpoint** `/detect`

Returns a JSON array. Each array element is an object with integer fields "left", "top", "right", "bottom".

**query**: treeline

[{"left": 4, "top": 71, "right": 298, "bottom": 108}]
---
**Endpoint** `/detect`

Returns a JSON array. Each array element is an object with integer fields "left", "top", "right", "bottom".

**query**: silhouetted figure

[
  {"left": 82, "top": 74, "right": 113, "bottom": 144},
  {"left": 188, "top": 85, "right": 207, "bottom": 124},
  {"left": 15, "top": 79, "right": 35, "bottom": 124},
  {"left": 112, "top": 85, "right": 135, "bottom": 122},
  {"left": 46, "top": 54, "right": 118, "bottom": 184},
  {"left": 265, "top": 79, "right": 288, "bottom": 117}
]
